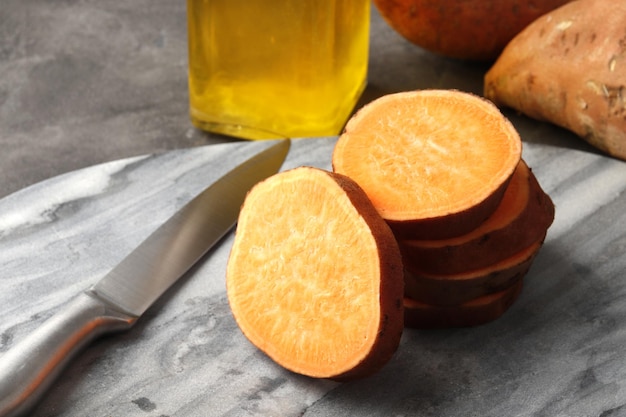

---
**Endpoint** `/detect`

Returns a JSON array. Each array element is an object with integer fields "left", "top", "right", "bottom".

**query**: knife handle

[{"left": 0, "top": 291, "right": 137, "bottom": 417}]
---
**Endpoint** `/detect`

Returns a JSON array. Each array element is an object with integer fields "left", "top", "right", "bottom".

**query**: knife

[{"left": 0, "top": 139, "right": 291, "bottom": 417}]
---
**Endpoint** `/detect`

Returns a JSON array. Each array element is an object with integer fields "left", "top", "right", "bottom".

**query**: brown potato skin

[
  {"left": 403, "top": 238, "right": 541, "bottom": 306},
  {"left": 399, "top": 163, "right": 554, "bottom": 275},
  {"left": 386, "top": 177, "right": 511, "bottom": 241},
  {"left": 227, "top": 167, "right": 405, "bottom": 381},
  {"left": 325, "top": 170, "right": 405, "bottom": 380},
  {"left": 404, "top": 279, "right": 523, "bottom": 329},
  {"left": 484, "top": 0, "right": 626, "bottom": 160},
  {"left": 373, "top": 0, "right": 573, "bottom": 61},
  {"left": 333, "top": 90, "right": 522, "bottom": 241}
]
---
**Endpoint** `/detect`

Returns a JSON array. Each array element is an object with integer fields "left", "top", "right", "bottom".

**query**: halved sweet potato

[
  {"left": 399, "top": 160, "right": 554, "bottom": 275},
  {"left": 404, "top": 237, "right": 543, "bottom": 306},
  {"left": 226, "top": 166, "right": 404, "bottom": 380},
  {"left": 404, "top": 279, "right": 523, "bottom": 329},
  {"left": 332, "top": 90, "right": 522, "bottom": 240}
]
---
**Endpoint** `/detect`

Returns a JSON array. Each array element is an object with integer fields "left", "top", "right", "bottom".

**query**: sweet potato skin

[
  {"left": 324, "top": 169, "right": 405, "bottom": 380},
  {"left": 403, "top": 237, "right": 542, "bottom": 306},
  {"left": 333, "top": 90, "right": 522, "bottom": 240},
  {"left": 484, "top": 0, "right": 626, "bottom": 160},
  {"left": 399, "top": 161, "right": 555, "bottom": 275},
  {"left": 226, "top": 167, "right": 404, "bottom": 380},
  {"left": 373, "top": 0, "right": 573, "bottom": 61},
  {"left": 404, "top": 279, "right": 523, "bottom": 329},
  {"left": 385, "top": 177, "right": 510, "bottom": 240}
]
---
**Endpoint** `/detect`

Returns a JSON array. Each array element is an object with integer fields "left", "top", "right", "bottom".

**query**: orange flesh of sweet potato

[
  {"left": 226, "top": 166, "right": 404, "bottom": 380},
  {"left": 484, "top": 0, "right": 626, "bottom": 160},
  {"left": 404, "top": 279, "right": 523, "bottom": 329},
  {"left": 332, "top": 90, "right": 522, "bottom": 240},
  {"left": 404, "top": 237, "right": 543, "bottom": 306},
  {"left": 399, "top": 160, "right": 555, "bottom": 275}
]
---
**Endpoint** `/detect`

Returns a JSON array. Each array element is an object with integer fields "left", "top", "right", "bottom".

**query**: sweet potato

[
  {"left": 484, "top": 0, "right": 626, "bottom": 160},
  {"left": 332, "top": 90, "right": 522, "bottom": 240},
  {"left": 404, "top": 238, "right": 543, "bottom": 306},
  {"left": 226, "top": 166, "right": 404, "bottom": 380},
  {"left": 399, "top": 160, "right": 554, "bottom": 275},
  {"left": 404, "top": 279, "right": 523, "bottom": 329},
  {"left": 373, "top": 0, "right": 573, "bottom": 61}
]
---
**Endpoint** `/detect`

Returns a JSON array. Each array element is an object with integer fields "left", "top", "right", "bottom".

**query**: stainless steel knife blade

[
  {"left": 0, "top": 138, "right": 291, "bottom": 417},
  {"left": 93, "top": 138, "right": 290, "bottom": 317}
]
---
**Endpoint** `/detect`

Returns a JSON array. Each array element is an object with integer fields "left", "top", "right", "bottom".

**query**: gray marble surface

[{"left": 1, "top": 136, "right": 626, "bottom": 417}]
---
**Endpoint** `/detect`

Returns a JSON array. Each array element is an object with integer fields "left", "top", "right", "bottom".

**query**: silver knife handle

[{"left": 0, "top": 291, "right": 137, "bottom": 417}]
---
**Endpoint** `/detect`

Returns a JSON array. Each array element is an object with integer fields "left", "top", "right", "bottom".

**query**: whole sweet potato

[
  {"left": 373, "top": 0, "right": 573, "bottom": 61},
  {"left": 484, "top": 0, "right": 626, "bottom": 160}
]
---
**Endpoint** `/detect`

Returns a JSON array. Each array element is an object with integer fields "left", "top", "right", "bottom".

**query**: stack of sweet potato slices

[
  {"left": 400, "top": 160, "right": 554, "bottom": 328},
  {"left": 333, "top": 89, "right": 555, "bottom": 328},
  {"left": 226, "top": 89, "right": 556, "bottom": 381}
]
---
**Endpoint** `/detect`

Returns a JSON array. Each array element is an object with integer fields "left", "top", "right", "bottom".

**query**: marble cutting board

[{"left": 1, "top": 137, "right": 626, "bottom": 417}]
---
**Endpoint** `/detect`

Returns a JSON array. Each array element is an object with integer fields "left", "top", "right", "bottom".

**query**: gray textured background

[{"left": 0, "top": 0, "right": 597, "bottom": 199}]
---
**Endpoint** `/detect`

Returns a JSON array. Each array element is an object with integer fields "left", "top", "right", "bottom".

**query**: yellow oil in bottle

[{"left": 187, "top": 0, "right": 370, "bottom": 140}]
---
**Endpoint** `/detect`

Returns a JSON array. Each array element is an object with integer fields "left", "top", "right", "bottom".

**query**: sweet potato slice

[
  {"left": 404, "top": 279, "right": 523, "bottom": 329},
  {"left": 404, "top": 237, "right": 543, "bottom": 306},
  {"left": 226, "top": 166, "right": 404, "bottom": 380},
  {"left": 399, "top": 160, "right": 554, "bottom": 275},
  {"left": 332, "top": 90, "right": 522, "bottom": 240},
  {"left": 484, "top": 0, "right": 626, "bottom": 160}
]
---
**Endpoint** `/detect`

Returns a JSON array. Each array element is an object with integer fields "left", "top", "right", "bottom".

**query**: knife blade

[{"left": 0, "top": 138, "right": 291, "bottom": 417}]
